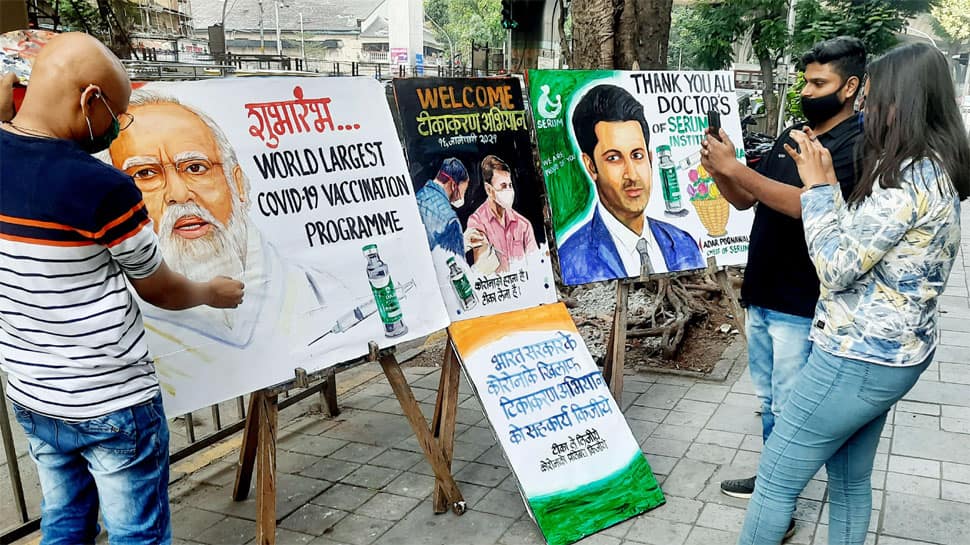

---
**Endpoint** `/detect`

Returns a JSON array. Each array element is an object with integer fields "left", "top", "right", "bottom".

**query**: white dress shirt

[{"left": 597, "top": 203, "right": 667, "bottom": 276}]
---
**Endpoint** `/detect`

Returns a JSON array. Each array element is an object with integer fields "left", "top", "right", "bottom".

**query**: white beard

[{"left": 158, "top": 201, "right": 249, "bottom": 329}]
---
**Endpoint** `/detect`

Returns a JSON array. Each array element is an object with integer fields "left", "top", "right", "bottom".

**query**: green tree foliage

[
  {"left": 676, "top": 0, "right": 933, "bottom": 133},
  {"left": 425, "top": 0, "right": 506, "bottom": 65},
  {"left": 57, "top": 0, "right": 103, "bottom": 34},
  {"left": 931, "top": 0, "right": 970, "bottom": 41},
  {"left": 793, "top": 0, "right": 935, "bottom": 57},
  {"left": 667, "top": 5, "right": 704, "bottom": 69},
  {"left": 677, "top": 0, "right": 788, "bottom": 71},
  {"left": 786, "top": 1, "right": 933, "bottom": 120},
  {"left": 785, "top": 71, "right": 806, "bottom": 122},
  {"left": 55, "top": 0, "right": 138, "bottom": 59},
  {"left": 678, "top": 0, "right": 788, "bottom": 132}
]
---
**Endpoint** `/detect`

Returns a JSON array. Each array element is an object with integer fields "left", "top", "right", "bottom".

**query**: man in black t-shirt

[{"left": 700, "top": 37, "right": 866, "bottom": 521}]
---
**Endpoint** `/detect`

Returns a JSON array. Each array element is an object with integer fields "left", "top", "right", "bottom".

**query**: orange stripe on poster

[{"left": 448, "top": 303, "right": 576, "bottom": 358}]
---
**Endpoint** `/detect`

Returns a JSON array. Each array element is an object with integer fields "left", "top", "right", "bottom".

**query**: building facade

[{"left": 189, "top": 0, "right": 444, "bottom": 71}]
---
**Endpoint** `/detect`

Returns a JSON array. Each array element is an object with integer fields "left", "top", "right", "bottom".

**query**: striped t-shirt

[{"left": 0, "top": 129, "right": 163, "bottom": 419}]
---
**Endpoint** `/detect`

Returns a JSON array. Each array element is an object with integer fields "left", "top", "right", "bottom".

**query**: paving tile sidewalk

[
  {"left": 9, "top": 220, "right": 970, "bottom": 545},
  {"left": 156, "top": 326, "right": 970, "bottom": 545},
  {"left": 156, "top": 205, "right": 970, "bottom": 545}
]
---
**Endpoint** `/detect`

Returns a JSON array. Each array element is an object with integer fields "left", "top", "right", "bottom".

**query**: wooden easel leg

[
  {"left": 602, "top": 318, "right": 616, "bottom": 376},
  {"left": 432, "top": 337, "right": 461, "bottom": 513},
  {"left": 233, "top": 392, "right": 262, "bottom": 501},
  {"left": 715, "top": 268, "right": 747, "bottom": 341},
  {"left": 255, "top": 392, "right": 279, "bottom": 545},
  {"left": 378, "top": 350, "right": 466, "bottom": 514},
  {"left": 604, "top": 280, "right": 629, "bottom": 403},
  {"left": 322, "top": 368, "right": 340, "bottom": 417}
]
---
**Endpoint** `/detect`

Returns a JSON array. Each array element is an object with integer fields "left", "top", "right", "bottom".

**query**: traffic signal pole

[
  {"left": 501, "top": 0, "right": 516, "bottom": 72},
  {"left": 507, "top": 28, "right": 511, "bottom": 72}
]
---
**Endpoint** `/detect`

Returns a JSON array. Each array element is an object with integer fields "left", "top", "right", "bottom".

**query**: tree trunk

[
  {"left": 559, "top": 1, "right": 571, "bottom": 67},
  {"left": 759, "top": 53, "right": 779, "bottom": 135},
  {"left": 571, "top": 0, "right": 622, "bottom": 69},
  {"left": 634, "top": 0, "right": 673, "bottom": 69},
  {"left": 615, "top": 0, "right": 638, "bottom": 69},
  {"left": 574, "top": 0, "right": 672, "bottom": 70}
]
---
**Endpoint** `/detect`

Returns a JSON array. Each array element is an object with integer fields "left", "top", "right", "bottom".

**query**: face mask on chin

[{"left": 449, "top": 181, "right": 465, "bottom": 209}]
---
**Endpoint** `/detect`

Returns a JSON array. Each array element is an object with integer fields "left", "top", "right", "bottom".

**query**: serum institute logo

[
  {"left": 536, "top": 84, "right": 564, "bottom": 129},
  {"left": 537, "top": 85, "right": 562, "bottom": 118}
]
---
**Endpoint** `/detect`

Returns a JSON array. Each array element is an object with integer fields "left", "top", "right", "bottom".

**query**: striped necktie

[{"left": 636, "top": 238, "right": 653, "bottom": 276}]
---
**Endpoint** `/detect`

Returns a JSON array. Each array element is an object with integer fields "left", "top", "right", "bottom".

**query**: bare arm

[
  {"left": 129, "top": 262, "right": 243, "bottom": 311},
  {"left": 724, "top": 162, "right": 806, "bottom": 219},
  {"left": 95, "top": 182, "right": 244, "bottom": 311},
  {"left": 710, "top": 169, "right": 757, "bottom": 210},
  {"left": 702, "top": 128, "right": 804, "bottom": 219}
]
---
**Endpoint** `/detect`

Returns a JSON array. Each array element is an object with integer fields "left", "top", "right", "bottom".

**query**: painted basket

[{"left": 691, "top": 197, "right": 730, "bottom": 237}]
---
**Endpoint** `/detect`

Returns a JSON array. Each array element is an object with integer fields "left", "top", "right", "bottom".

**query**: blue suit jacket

[{"left": 558, "top": 208, "right": 705, "bottom": 285}]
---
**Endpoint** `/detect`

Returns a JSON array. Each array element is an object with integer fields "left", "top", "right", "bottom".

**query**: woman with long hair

[{"left": 736, "top": 42, "right": 970, "bottom": 544}]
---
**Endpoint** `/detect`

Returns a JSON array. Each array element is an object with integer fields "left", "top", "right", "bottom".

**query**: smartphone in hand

[{"left": 707, "top": 109, "right": 722, "bottom": 142}]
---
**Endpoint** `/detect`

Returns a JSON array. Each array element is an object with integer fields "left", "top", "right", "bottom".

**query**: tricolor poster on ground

[
  {"left": 392, "top": 77, "right": 557, "bottom": 321},
  {"left": 527, "top": 70, "right": 753, "bottom": 286},
  {"left": 449, "top": 303, "right": 665, "bottom": 545},
  {"left": 102, "top": 77, "right": 449, "bottom": 416}
]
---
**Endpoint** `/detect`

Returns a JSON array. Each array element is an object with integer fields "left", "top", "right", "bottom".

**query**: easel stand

[
  {"left": 430, "top": 332, "right": 462, "bottom": 513},
  {"left": 602, "top": 259, "right": 746, "bottom": 404},
  {"left": 233, "top": 367, "right": 339, "bottom": 545},
  {"left": 233, "top": 342, "right": 465, "bottom": 545},
  {"left": 602, "top": 280, "right": 629, "bottom": 404},
  {"left": 378, "top": 338, "right": 466, "bottom": 515}
]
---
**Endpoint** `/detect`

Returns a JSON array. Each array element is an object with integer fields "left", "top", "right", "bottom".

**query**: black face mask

[
  {"left": 79, "top": 92, "right": 121, "bottom": 154},
  {"left": 79, "top": 117, "right": 119, "bottom": 154},
  {"left": 801, "top": 80, "right": 850, "bottom": 126}
]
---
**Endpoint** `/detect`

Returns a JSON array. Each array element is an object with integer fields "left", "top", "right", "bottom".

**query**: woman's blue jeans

[{"left": 738, "top": 346, "right": 932, "bottom": 545}]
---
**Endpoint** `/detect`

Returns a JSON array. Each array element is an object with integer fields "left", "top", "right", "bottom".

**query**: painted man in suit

[{"left": 558, "top": 84, "right": 704, "bottom": 285}]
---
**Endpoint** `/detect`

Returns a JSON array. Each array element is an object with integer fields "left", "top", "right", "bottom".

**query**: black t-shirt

[{"left": 741, "top": 114, "right": 861, "bottom": 318}]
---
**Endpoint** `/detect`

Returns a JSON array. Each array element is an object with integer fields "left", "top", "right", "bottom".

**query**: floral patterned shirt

[{"left": 800, "top": 158, "right": 961, "bottom": 366}]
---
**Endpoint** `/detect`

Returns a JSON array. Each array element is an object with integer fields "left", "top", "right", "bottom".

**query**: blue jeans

[
  {"left": 12, "top": 393, "right": 171, "bottom": 545},
  {"left": 738, "top": 347, "right": 932, "bottom": 545},
  {"left": 746, "top": 305, "right": 814, "bottom": 442}
]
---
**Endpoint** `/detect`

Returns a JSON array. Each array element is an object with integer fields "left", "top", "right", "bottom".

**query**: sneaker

[
  {"left": 720, "top": 475, "right": 756, "bottom": 499},
  {"left": 783, "top": 519, "right": 797, "bottom": 540}
]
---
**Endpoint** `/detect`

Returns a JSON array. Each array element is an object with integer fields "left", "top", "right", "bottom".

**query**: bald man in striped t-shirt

[{"left": 0, "top": 34, "right": 243, "bottom": 545}]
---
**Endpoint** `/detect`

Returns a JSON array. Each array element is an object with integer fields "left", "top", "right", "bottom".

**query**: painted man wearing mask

[
  {"left": 466, "top": 155, "right": 538, "bottom": 274},
  {"left": 698, "top": 36, "right": 866, "bottom": 535},
  {"left": 415, "top": 157, "right": 471, "bottom": 257}
]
